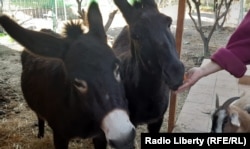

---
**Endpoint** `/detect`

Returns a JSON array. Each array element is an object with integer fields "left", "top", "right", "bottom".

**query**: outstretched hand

[
  {"left": 175, "top": 60, "right": 222, "bottom": 93},
  {"left": 175, "top": 67, "right": 204, "bottom": 93}
]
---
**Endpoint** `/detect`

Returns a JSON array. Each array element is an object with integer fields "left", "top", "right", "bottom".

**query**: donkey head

[
  {"left": 0, "top": 1, "right": 135, "bottom": 148},
  {"left": 114, "top": 0, "right": 184, "bottom": 90}
]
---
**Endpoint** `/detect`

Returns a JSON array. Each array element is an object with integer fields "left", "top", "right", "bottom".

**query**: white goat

[{"left": 211, "top": 91, "right": 250, "bottom": 133}]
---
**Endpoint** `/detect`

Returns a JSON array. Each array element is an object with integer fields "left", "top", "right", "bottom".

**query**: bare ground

[{"left": 0, "top": 14, "right": 235, "bottom": 148}]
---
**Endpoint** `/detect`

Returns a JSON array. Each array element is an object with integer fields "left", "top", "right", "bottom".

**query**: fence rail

[{"left": 1, "top": 0, "right": 79, "bottom": 32}]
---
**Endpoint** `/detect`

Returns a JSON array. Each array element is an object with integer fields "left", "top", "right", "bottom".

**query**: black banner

[{"left": 141, "top": 133, "right": 250, "bottom": 148}]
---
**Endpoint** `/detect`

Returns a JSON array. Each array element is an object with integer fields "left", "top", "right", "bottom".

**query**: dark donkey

[
  {"left": 112, "top": 0, "right": 185, "bottom": 132},
  {"left": 0, "top": 2, "right": 135, "bottom": 149}
]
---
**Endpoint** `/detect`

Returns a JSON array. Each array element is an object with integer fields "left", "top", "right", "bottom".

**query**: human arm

[
  {"left": 211, "top": 10, "right": 250, "bottom": 78},
  {"left": 175, "top": 60, "right": 222, "bottom": 93},
  {"left": 176, "top": 10, "right": 250, "bottom": 93}
]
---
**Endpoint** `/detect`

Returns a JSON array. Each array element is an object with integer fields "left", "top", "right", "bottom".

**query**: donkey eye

[
  {"left": 167, "top": 23, "right": 171, "bottom": 28},
  {"left": 113, "top": 63, "right": 121, "bottom": 82},
  {"left": 131, "top": 33, "right": 140, "bottom": 40},
  {"left": 135, "top": 34, "right": 140, "bottom": 39},
  {"left": 166, "top": 21, "right": 172, "bottom": 28},
  {"left": 164, "top": 16, "right": 172, "bottom": 28}
]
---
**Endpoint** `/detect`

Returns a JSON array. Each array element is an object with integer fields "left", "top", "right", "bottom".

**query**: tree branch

[{"left": 104, "top": 9, "right": 118, "bottom": 32}]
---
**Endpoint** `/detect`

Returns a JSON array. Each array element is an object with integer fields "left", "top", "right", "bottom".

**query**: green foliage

[
  {"left": 200, "top": 6, "right": 214, "bottom": 12},
  {"left": 245, "top": 0, "right": 250, "bottom": 10},
  {"left": 89, "top": 0, "right": 99, "bottom": 3},
  {"left": 88, "top": 0, "right": 99, "bottom": 6},
  {"left": 128, "top": 0, "right": 141, "bottom": 6},
  {"left": 0, "top": 33, "right": 6, "bottom": 37},
  {"left": 0, "top": 33, "right": 14, "bottom": 43},
  {"left": 11, "top": 0, "right": 65, "bottom": 9}
]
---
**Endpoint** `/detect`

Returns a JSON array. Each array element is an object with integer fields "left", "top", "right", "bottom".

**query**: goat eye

[
  {"left": 114, "top": 64, "right": 121, "bottom": 82},
  {"left": 223, "top": 117, "right": 229, "bottom": 123}
]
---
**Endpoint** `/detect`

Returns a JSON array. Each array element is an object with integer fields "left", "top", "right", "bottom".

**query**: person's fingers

[
  {"left": 176, "top": 78, "right": 194, "bottom": 92},
  {"left": 175, "top": 67, "right": 203, "bottom": 94},
  {"left": 174, "top": 84, "right": 190, "bottom": 93},
  {"left": 174, "top": 81, "right": 191, "bottom": 93},
  {"left": 186, "top": 68, "right": 197, "bottom": 78},
  {"left": 175, "top": 68, "right": 199, "bottom": 94}
]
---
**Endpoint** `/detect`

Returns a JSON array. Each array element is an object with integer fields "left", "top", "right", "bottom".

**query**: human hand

[{"left": 175, "top": 67, "right": 204, "bottom": 93}]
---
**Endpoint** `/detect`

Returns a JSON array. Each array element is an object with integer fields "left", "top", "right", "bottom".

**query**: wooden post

[{"left": 168, "top": 0, "right": 186, "bottom": 132}]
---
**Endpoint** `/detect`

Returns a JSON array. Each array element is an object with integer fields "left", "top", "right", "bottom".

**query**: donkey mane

[{"left": 63, "top": 20, "right": 84, "bottom": 39}]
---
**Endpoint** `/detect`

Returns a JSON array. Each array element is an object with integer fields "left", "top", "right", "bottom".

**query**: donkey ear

[
  {"left": 0, "top": 15, "right": 66, "bottom": 59},
  {"left": 87, "top": 1, "right": 107, "bottom": 43},
  {"left": 142, "top": 0, "right": 158, "bottom": 9},
  {"left": 114, "top": 0, "right": 135, "bottom": 24}
]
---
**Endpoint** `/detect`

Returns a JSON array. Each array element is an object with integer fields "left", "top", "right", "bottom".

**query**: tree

[
  {"left": 187, "top": 0, "right": 233, "bottom": 57},
  {"left": 0, "top": 0, "right": 3, "bottom": 33},
  {"left": 76, "top": 0, "right": 117, "bottom": 31},
  {"left": 0, "top": 0, "right": 3, "bottom": 14},
  {"left": 156, "top": 0, "right": 178, "bottom": 7},
  {"left": 214, "top": 0, "right": 233, "bottom": 29},
  {"left": 76, "top": 0, "right": 88, "bottom": 26}
]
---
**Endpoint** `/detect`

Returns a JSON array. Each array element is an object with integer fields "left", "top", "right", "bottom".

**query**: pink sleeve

[{"left": 211, "top": 10, "right": 250, "bottom": 78}]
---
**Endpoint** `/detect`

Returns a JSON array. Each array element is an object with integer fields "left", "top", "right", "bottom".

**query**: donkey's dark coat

[
  {"left": 113, "top": 0, "right": 185, "bottom": 132},
  {"left": 0, "top": 2, "right": 135, "bottom": 149}
]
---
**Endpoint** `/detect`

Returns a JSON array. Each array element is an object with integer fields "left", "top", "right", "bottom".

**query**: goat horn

[
  {"left": 215, "top": 94, "right": 219, "bottom": 108},
  {"left": 239, "top": 90, "right": 246, "bottom": 98},
  {"left": 222, "top": 97, "right": 240, "bottom": 109}
]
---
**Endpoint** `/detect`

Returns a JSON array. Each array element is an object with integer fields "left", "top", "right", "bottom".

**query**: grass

[
  {"left": 0, "top": 33, "right": 6, "bottom": 37},
  {"left": 0, "top": 33, "right": 15, "bottom": 43}
]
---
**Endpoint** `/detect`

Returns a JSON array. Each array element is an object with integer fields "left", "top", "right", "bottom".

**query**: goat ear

[
  {"left": 87, "top": 1, "right": 107, "bottom": 43},
  {"left": 244, "top": 105, "right": 250, "bottom": 114},
  {"left": 74, "top": 78, "right": 88, "bottom": 94},
  {"left": 0, "top": 15, "right": 66, "bottom": 59},
  {"left": 230, "top": 112, "right": 241, "bottom": 127}
]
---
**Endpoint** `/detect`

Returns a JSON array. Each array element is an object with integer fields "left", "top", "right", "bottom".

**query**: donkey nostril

[
  {"left": 109, "top": 139, "right": 135, "bottom": 149},
  {"left": 108, "top": 128, "right": 136, "bottom": 149},
  {"left": 109, "top": 140, "right": 117, "bottom": 148}
]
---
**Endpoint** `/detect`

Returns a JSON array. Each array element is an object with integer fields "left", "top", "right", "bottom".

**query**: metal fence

[{"left": 1, "top": 0, "right": 80, "bottom": 32}]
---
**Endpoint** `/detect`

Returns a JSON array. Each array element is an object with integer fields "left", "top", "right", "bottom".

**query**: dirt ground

[{"left": 0, "top": 11, "right": 235, "bottom": 149}]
